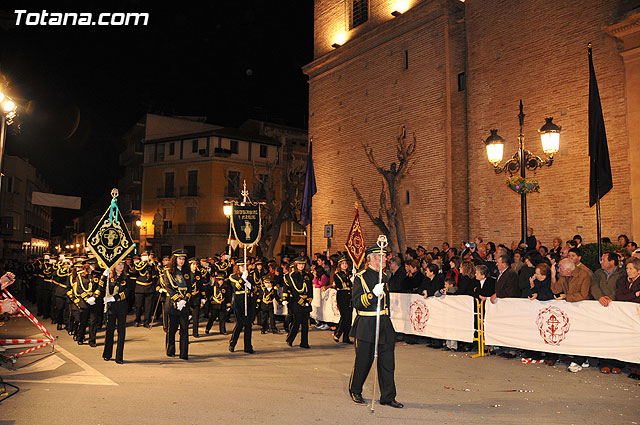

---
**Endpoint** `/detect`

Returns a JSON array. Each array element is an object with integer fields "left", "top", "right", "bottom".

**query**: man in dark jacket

[{"left": 491, "top": 255, "right": 519, "bottom": 303}]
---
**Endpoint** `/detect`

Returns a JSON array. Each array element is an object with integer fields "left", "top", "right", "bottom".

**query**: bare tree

[
  {"left": 253, "top": 149, "right": 306, "bottom": 259},
  {"left": 352, "top": 126, "right": 416, "bottom": 254}
]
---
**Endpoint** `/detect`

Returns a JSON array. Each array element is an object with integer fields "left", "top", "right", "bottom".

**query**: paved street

[{"left": 1, "top": 310, "right": 639, "bottom": 425}]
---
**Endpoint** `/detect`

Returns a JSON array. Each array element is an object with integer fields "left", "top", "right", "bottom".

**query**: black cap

[
  {"left": 365, "top": 245, "right": 388, "bottom": 257},
  {"left": 172, "top": 249, "right": 188, "bottom": 257},
  {"left": 188, "top": 257, "right": 199, "bottom": 264},
  {"left": 293, "top": 256, "right": 307, "bottom": 265}
]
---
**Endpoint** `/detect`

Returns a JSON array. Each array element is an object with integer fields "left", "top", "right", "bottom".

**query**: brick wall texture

[{"left": 305, "top": 0, "right": 638, "bottom": 254}]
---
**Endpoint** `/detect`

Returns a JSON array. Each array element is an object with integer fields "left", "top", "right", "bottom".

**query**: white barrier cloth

[
  {"left": 485, "top": 299, "right": 640, "bottom": 364},
  {"left": 311, "top": 287, "right": 341, "bottom": 323},
  {"left": 389, "top": 294, "right": 476, "bottom": 343}
]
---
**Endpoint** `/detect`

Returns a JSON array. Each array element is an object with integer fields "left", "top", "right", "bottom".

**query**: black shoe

[
  {"left": 344, "top": 339, "right": 353, "bottom": 344},
  {"left": 179, "top": 356, "right": 188, "bottom": 360},
  {"left": 350, "top": 392, "right": 365, "bottom": 404},
  {"left": 115, "top": 359, "right": 124, "bottom": 364},
  {"left": 229, "top": 345, "right": 235, "bottom": 352},
  {"left": 271, "top": 329, "right": 279, "bottom": 334},
  {"left": 300, "top": 344, "right": 310, "bottom": 349},
  {"left": 57, "top": 324, "right": 63, "bottom": 330},
  {"left": 261, "top": 330, "right": 266, "bottom": 334},
  {"left": 135, "top": 322, "right": 141, "bottom": 327},
  {"left": 193, "top": 334, "right": 200, "bottom": 338},
  {"left": 89, "top": 342, "right": 97, "bottom": 348},
  {"left": 244, "top": 348, "right": 255, "bottom": 354},
  {"left": 77, "top": 340, "right": 84, "bottom": 345},
  {"left": 286, "top": 340, "right": 293, "bottom": 347},
  {"left": 167, "top": 353, "right": 175, "bottom": 357},
  {"left": 629, "top": 373, "right": 640, "bottom": 380},
  {"left": 333, "top": 334, "right": 340, "bottom": 343},
  {"left": 103, "top": 356, "right": 110, "bottom": 361},
  {"left": 205, "top": 329, "right": 210, "bottom": 335},
  {"left": 144, "top": 324, "right": 152, "bottom": 329},
  {"left": 380, "top": 399, "right": 404, "bottom": 409},
  {"left": 221, "top": 331, "right": 227, "bottom": 335}
]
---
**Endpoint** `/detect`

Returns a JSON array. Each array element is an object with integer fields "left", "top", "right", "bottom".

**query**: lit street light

[{"left": 484, "top": 100, "right": 561, "bottom": 249}]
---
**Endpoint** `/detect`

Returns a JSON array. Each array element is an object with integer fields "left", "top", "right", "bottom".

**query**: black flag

[{"left": 588, "top": 44, "right": 613, "bottom": 207}]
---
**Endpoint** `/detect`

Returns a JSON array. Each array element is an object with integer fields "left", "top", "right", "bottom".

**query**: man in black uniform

[
  {"left": 349, "top": 245, "right": 403, "bottom": 408},
  {"left": 189, "top": 257, "right": 206, "bottom": 337},
  {"left": 161, "top": 249, "right": 193, "bottom": 360},
  {"left": 228, "top": 259, "right": 256, "bottom": 354},
  {"left": 258, "top": 276, "right": 280, "bottom": 334},
  {"left": 134, "top": 252, "right": 156, "bottom": 328},
  {"left": 283, "top": 257, "right": 313, "bottom": 349},
  {"left": 214, "top": 252, "right": 232, "bottom": 278}
]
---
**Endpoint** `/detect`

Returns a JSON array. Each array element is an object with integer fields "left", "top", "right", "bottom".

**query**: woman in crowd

[
  {"left": 526, "top": 263, "right": 554, "bottom": 301},
  {"left": 312, "top": 264, "right": 331, "bottom": 330},
  {"left": 457, "top": 261, "right": 478, "bottom": 296},
  {"left": 550, "top": 237, "right": 563, "bottom": 256},
  {"left": 446, "top": 256, "right": 461, "bottom": 285},
  {"left": 615, "top": 257, "right": 640, "bottom": 379},
  {"left": 100, "top": 260, "right": 128, "bottom": 364},
  {"left": 402, "top": 259, "right": 424, "bottom": 293}
]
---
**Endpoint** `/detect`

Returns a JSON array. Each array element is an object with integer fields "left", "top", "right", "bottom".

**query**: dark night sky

[{"left": 0, "top": 2, "right": 313, "bottom": 234}]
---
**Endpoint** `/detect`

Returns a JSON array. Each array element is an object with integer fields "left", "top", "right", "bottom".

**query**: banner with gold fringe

[
  {"left": 87, "top": 189, "right": 135, "bottom": 270},
  {"left": 344, "top": 207, "right": 366, "bottom": 269}
]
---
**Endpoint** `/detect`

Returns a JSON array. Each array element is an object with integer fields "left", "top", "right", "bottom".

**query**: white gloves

[
  {"left": 244, "top": 281, "right": 252, "bottom": 290},
  {"left": 86, "top": 297, "right": 96, "bottom": 305},
  {"left": 200, "top": 299, "right": 206, "bottom": 307},
  {"left": 102, "top": 269, "right": 110, "bottom": 277},
  {"left": 372, "top": 283, "right": 384, "bottom": 297},
  {"left": 266, "top": 286, "right": 273, "bottom": 292},
  {"left": 242, "top": 270, "right": 249, "bottom": 280},
  {"left": 103, "top": 296, "right": 115, "bottom": 303},
  {"left": 176, "top": 299, "right": 187, "bottom": 311},
  {"left": 282, "top": 301, "right": 288, "bottom": 306}
]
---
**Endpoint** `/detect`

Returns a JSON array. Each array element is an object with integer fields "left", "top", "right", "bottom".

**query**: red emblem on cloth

[
  {"left": 344, "top": 208, "right": 366, "bottom": 269},
  {"left": 535, "top": 306, "right": 570, "bottom": 345},
  {"left": 329, "top": 290, "right": 340, "bottom": 316},
  {"left": 410, "top": 299, "right": 429, "bottom": 332}
]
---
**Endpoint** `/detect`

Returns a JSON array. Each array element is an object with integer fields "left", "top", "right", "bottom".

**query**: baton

[{"left": 370, "top": 234, "right": 388, "bottom": 413}]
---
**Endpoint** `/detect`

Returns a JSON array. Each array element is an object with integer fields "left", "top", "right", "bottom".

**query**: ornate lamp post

[
  {"left": 484, "top": 100, "right": 561, "bottom": 250},
  {"left": 223, "top": 202, "right": 233, "bottom": 256},
  {"left": 136, "top": 219, "right": 147, "bottom": 251}
]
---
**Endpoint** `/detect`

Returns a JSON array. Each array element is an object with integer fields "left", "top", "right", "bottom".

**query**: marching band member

[
  {"left": 134, "top": 251, "right": 157, "bottom": 328},
  {"left": 205, "top": 272, "right": 232, "bottom": 335},
  {"left": 228, "top": 259, "right": 256, "bottom": 354},
  {"left": 52, "top": 254, "right": 72, "bottom": 330},
  {"left": 283, "top": 257, "right": 313, "bottom": 349},
  {"left": 67, "top": 258, "right": 100, "bottom": 346},
  {"left": 100, "top": 260, "right": 128, "bottom": 364},
  {"left": 188, "top": 257, "right": 205, "bottom": 338},
  {"left": 332, "top": 255, "right": 353, "bottom": 344},
  {"left": 349, "top": 245, "right": 402, "bottom": 408},
  {"left": 161, "top": 249, "right": 192, "bottom": 360},
  {"left": 258, "top": 276, "right": 280, "bottom": 334}
]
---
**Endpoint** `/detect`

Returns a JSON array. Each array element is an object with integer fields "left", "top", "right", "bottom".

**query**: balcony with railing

[
  {"left": 179, "top": 185, "right": 199, "bottom": 197},
  {"left": 156, "top": 187, "right": 176, "bottom": 198},
  {"left": 119, "top": 140, "right": 144, "bottom": 166}
]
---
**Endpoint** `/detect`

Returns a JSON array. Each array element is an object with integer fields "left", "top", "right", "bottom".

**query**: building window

[
  {"left": 349, "top": 0, "right": 368, "bottom": 30},
  {"left": 5, "top": 176, "right": 14, "bottom": 193},
  {"left": 192, "top": 139, "right": 198, "bottom": 153},
  {"left": 254, "top": 174, "right": 268, "bottom": 200},
  {"left": 163, "top": 220, "right": 172, "bottom": 234},
  {"left": 259, "top": 145, "right": 268, "bottom": 158},
  {"left": 406, "top": 190, "right": 410, "bottom": 205},
  {"left": 169, "top": 142, "right": 175, "bottom": 156},
  {"left": 230, "top": 140, "right": 239, "bottom": 154},
  {"left": 226, "top": 171, "right": 241, "bottom": 197},
  {"left": 458, "top": 72, "right": 466, "bottom": 91},
  {"left": 292, "top": 222, "right": 306, "bottom": 237},
  {"left": 156, "top": 143, "right": 165, "bottom": 162},
  {"left": 164, "top": 172, "right": 174, "bottom": 197},
  {"left": 187, "top": 170, "right": 198, "bottom": 196}
]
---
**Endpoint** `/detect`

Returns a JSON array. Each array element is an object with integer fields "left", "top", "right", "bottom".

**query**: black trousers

[
  {"left": 206, "top": 306, "right": 227, "bottom": 334},
  {"left": 286, "top": 307, "right": 310, "bottom": 347},
  {"left": 135, "top": 290, "right": 154, "bottom": 326},
  {"left": 53, "top": 295, "right": 67, "bottom": 326},
  {"left": 349, "top": 339, "right": 397, "bottom": 403},
  {"left": 191, "top": 295, "right": 202, "bottom": 336},
  {"left": 260, "top": 305, "right": 276, "bottom": 331},
  {"left": 335, "top": 291, "right": 352, "bottom": 342},
  {"left": 103, "top": 307, "right": 126, "bottom": 362},
  {"left": 77, "top": 305, "right": 99, "bottom": 344},
  {"left": 166, "top": 306, "right": 189, "bottom": 359},
  {"left": 36, "top": 281, "right": 51, "bottom": 318},
  {"left": 229, "top": 317, "right": 254, "bottom": 351}
]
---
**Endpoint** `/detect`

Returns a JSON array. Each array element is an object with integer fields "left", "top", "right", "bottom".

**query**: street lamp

[
  {"left": 136, "top": 219, "right": 147, "bottom": 251},
  {"left": 223, "top": 202, "right": 233, "bottom": 256},
  {"left": 484, "top": 100, "right": 561, "bottom": 250},
  {"left": 0, "top": 87, "right": 18, "bottom": 192}
]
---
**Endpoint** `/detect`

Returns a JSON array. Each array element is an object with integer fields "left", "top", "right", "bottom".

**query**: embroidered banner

[
  {"left": 485, "top": 299, "right": 640, "bottom": 364},
  {"left": 87, "top": 191, "right": 134, "bottom": 270},
  {"left": 344, "top": 208, "right": 366, "bottom": 269},
  {"left": 231, "top": 203, "right": 261, "bottom": 247}
]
